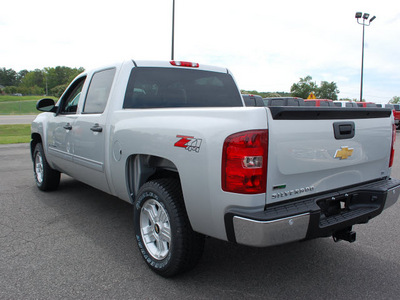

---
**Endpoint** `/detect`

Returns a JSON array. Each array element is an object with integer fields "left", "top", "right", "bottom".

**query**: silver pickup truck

[{"left": 31, "top": 60, "right": 400, "bottom": 277}]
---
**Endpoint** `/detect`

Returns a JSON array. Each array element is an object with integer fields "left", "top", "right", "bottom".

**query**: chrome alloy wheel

[
  {"left": 140, "top": 198, "right": 171, "bottom": 260},
  {"left": 35, "top": 151, "right": 44, "bottom": 184}
]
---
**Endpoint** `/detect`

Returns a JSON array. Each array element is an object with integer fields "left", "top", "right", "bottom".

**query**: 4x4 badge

[
  {"left": 174, "top": 135, "right": 202, "bottom": 153},
  {"left": 334, "top": 146, "right": 354, "bottom": 160}
]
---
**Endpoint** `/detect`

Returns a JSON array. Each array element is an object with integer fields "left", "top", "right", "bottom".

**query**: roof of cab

[{"left": 132, "top": 60, "right": 229, "bottom": 74}]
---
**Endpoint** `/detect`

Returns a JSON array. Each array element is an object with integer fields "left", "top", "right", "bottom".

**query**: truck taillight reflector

[
  {"left": 390, "top": 123, "right": 396, "bottom": 167},
  {"left": 222, "top": 130, "right": 268, "bottom": 194},
  {"left": 170, "top": 61, "right": 199, "bottom": 68}
]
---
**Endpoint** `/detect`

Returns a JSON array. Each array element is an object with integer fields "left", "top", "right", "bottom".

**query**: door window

[
  {"left": 59, "top": 77, "right": 86, "bottom": 114},
  {"left": 83, "top": 68, "right": 116, "bottom": 114}
]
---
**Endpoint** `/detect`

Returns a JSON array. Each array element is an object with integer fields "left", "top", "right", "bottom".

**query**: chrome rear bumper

[
  {"left": 233, "top": 213, "right": 310, "bottom": 247},
  {"left": 225, "top": 178, "right": 400, "bottom": 247}
]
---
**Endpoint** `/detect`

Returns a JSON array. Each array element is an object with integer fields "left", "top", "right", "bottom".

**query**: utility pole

[{"left": 171, "top": 0, "right": 175, "bottom": 60}]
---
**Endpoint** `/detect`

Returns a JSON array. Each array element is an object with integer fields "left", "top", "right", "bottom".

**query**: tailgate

[{"left": 266, "top": 107, "right": 393, "bottom": 205}]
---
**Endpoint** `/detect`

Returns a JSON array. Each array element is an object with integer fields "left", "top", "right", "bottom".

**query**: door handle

[
  {"left": 90, "top": 123, "right": 103, "bottom": 133},
  {"left": 63, "top": 123, "right": 72, "bottom": 130}
]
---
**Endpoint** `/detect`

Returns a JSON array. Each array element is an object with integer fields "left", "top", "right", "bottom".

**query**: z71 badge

[{"left": 174, "top": 135, "right": 202, "bottom": 153}]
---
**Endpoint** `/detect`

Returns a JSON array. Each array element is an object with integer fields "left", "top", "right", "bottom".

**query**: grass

[
  {"left": 0, "top": 100, "right": 39, "bottom": 115},
  {"left": 0, "top": 95, "right": 56, "bottom": 103},
  {"left": 0, "top": 95, "right": 57, "bottom": 115},
  {"left": 0, "top": 124, "right": 31, "bottom": 144}
]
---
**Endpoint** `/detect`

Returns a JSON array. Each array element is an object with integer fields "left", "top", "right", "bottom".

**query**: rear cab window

[
  {"left": 269, "top": 99, "right": 284, "bottom": 106},
  {"left": 123, "top": 68, "right": 243, "bottom": 108}
]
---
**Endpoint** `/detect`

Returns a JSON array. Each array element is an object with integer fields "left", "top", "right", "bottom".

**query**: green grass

[
  {"left": 0, "top": 124, "right": 31, "bottom": 144},
  {"left": 0, "top": 95, "right": 57, "bottom": 115},
  {"left": 0, "top": 100, "right": 39, "bottom": 115},
  {"left": 0, "top": 95, "right": 56, "bottom": 103}
]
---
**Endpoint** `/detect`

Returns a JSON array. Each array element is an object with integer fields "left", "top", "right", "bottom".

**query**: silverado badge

[{"left": 334, "top": 146, "right": 354, "bottom": 160}]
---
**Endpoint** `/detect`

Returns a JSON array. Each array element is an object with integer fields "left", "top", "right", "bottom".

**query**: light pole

[
  {"left": 171, "top": 0, "right": 175, "bottom": 60},
  {"left": 355, "top": 12, "right": 376, "bottom": 102}
]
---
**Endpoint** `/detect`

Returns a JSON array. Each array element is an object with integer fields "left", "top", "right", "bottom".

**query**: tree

[
  {"left": 17, "top": 70, "right": 29, "bottom": 84},
  {"left": 290, "top": 76, "right": 318, "bottom": 99},
  {"left": 44, "top": 66, "right": 84, "bottom": 91},
  {"left": 316, "top": 81, "right": 340, "bottom": 100},
  {"left": 389, "top": 96, "right": 400, "bottom": 104},
  {"left": 21, "top": 69, "right": 45, "bottom": 89},
  {"left": 0, "top": 68, "right": 18, "bottom": 86},
  {"left": 291, "top": 76, "right": 340, "bottom": 100},
  {"left": 0, "top": 65, "right": 84, "bottom": 96}
]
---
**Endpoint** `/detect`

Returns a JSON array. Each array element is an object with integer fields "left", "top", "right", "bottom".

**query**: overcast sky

[{"left": 1, "top": 0, "right": 399, "bottom": 103}]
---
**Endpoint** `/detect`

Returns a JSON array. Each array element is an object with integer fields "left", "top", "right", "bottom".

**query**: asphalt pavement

[
  {"left": 1, "top": 141, "right": 400, "bottom": 299},
  {"left": 0, "top": 115, "right": 37, "bottom": 125}
]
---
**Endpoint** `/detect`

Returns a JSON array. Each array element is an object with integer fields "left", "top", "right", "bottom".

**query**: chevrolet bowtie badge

[{"left": 334, "top": 146, "right": 354, "bottom": 160}]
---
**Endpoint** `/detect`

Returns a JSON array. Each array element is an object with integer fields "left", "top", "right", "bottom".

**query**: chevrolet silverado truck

[{"left": 31, "top": 60, "right": 400, "bottom": 277}]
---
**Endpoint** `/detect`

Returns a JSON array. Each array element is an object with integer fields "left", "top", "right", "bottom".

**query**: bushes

[
  {"left": 50, "top": 84, "right": 68, "bottom": 98},
  {"left": 3, "top": 85, "right": 44, "bottom": 96}
]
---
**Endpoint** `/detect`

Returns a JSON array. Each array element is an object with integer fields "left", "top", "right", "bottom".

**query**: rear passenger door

[{"left": 71, "top": 68, "right": 116, "bottom": 193}]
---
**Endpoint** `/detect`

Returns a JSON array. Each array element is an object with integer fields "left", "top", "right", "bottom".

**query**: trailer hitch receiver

[{"left": 333, "top": 227, "right": 356, "bottom": 243}]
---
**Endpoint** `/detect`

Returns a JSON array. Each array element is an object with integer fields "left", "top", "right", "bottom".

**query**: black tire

[
  {"left": 134, "top": 178, "right": 205, "bottom": 277},
  {"left": 33, "top": 143, "right": 60, "bottom": 191}
]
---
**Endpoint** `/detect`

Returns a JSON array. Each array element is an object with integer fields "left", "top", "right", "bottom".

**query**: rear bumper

[{"left": 224, "top": 178, "right": 400, "bottom": 247}]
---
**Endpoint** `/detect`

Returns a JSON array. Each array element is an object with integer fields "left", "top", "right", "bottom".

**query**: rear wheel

[
  {"left": 33, "top": 143, "right": 60, "bottom": 191},
  {"left": 134, "top": 178, "right": 204, "bottom": 277}
]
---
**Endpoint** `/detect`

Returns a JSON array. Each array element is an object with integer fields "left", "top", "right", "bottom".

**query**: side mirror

[{"left": 36, "top": 98, "right": 56, "bottom": 112}]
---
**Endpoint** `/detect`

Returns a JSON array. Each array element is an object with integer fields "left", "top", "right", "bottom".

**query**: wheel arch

[
  {"left": 126, "top": 154, "right": 181, "bottom": 203},
  {"left": 30, "top": 133, "right": 42, "bottom": 160}
]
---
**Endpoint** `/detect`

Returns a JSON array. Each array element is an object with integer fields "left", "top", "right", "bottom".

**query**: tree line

[
  {"left": 0, "top": 66, "right": 84, "bottom": 97},
  {"left": 2, "top": 67, "right": 397, "bottom": 103},
  {"left": 243, "top": 76, "right": 341, "bottom": 100},
  {"left": 0, "top": 67, "right": 340, "bottom": 100},
  {"left": 241, "top": 75, "right": 340, "bottom": 100},
  {"left": 244, "top": 75, "right": 398, "bottom": 103}
]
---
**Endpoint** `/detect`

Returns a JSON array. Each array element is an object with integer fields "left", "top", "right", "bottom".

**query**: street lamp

[{"left": 355, "top": 12, "right": 376, "bottom": 102}]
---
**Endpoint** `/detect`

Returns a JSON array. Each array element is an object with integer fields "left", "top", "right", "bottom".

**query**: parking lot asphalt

[
  {"left": 0, "top": 115, "right": 37, "bottom": 125},
  {"left": 1, "top": 141, "right": 400, "bottom": 299}
]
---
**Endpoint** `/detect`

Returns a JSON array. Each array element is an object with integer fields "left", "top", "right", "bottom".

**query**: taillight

[
  {"left": 222, "top": 130, "right": 268, "bottom": 194},
  {"left": 170, "top": 61, "right": 199, "bottom": 68},
  {"left": 389, "top": 123, "right": 396, "bottom": 167}
]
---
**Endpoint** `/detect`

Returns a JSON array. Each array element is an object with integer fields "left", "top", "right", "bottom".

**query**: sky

[{"left": 1, "top": 0, "right": 399, "bottom": 103}]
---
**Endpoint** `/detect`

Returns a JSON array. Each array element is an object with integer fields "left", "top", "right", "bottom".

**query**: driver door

[{"left": 46, "top": 76, "right": 86, "bottom": 174}]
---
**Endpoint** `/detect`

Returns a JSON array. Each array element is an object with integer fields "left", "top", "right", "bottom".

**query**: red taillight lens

[
  {"left": 170, "top": 61, "right": 199, "bottom": 68},
  {"left": 389, "top": 123, "right": 396, "bottom": 167},
  {"left": 222, "top": 130, "right": 268, "bottom": 194}
]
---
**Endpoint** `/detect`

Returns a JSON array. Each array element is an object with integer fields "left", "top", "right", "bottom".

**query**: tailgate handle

[{"left": 333, "top": 122, "right": 355, "bottom": 140}]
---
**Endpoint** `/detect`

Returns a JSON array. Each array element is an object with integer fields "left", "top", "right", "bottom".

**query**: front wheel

[
  {"left": 134, "top": 178, "right": 204, "bottom": 277},
  {"left": 33, "top": 143, "right": 60, "bottom": 191}
]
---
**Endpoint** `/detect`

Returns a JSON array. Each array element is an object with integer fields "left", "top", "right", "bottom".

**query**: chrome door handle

[
  {"left": 63, "top": 123, "right": 72, "bottom": 130},
  {"left": 90, "top": 123, "right": 103, "bottom": 132}
]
